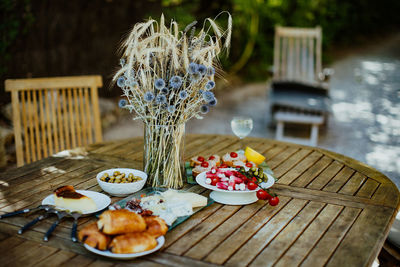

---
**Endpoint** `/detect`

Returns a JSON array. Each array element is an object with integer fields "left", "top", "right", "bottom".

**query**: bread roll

[
  {"left": 97, "top": 209, "right": 146, "bottom": 235},
  {"left": 109, "top": 232, "right": 157, "bottom": 254},
  {"left": 144, "top": 216, "right": 168, "bottom": 238},
  {"left": 78, "top": 222, "right": 111, "bottom": 250}
]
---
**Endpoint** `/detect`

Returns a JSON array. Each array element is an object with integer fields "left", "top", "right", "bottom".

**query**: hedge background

[{"left": 1, "top": 0, "right": 399, "bottom": 105}]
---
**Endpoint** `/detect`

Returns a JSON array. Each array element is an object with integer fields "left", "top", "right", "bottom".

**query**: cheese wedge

[{"left": 161, "top": 189, "right": 207, "bottom": 208}]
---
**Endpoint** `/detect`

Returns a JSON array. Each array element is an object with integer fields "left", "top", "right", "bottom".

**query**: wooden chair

[
  {"left": 5, "top": 75, "right": 103, "bottom": 166},
  {"left": 270, "top": 26, "right": 333, "bottom": 146}
]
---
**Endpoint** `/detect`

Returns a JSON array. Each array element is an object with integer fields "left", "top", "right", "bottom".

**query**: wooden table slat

[
  {"left": 290, "top": 155, "right": 333, "bottom": 187},
  {"left": 277, "top": 150, "right": 323, "bottom": 185},
  {"left": 300, "top": 206, "right": 362, "bottom": 266},
  {"left": 226, "top": 198, "right": 308, "bottom": 266}
]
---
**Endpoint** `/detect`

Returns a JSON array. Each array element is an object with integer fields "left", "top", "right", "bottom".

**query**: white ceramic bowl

[{"left": 96, "top": 168, "right": 147, "bottom": 197}]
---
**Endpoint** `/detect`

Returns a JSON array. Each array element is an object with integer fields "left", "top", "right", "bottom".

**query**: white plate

[
  {"left": 84, "top": 236, "right": 165, "bottom": 259},
  {"left": 196, "top": 168, "right": 275, "bottom": 205},
  {"left": 195, "top": 168, "right": 275, "bottom": 193},
  {"left": 42, "top": 190, "right": 111, "bottom": 215}
]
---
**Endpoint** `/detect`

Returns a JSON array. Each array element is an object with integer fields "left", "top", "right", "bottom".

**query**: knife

[{"left": 0, "top": 205, "right": 51, "bottom": 219}]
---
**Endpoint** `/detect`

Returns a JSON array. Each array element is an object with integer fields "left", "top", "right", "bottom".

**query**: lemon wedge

[{"left": 244, "top": 147, "right": 266, "bottom": 165}]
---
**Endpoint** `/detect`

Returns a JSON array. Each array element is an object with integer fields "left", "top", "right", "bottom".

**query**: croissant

[
  {"left": 109, "top": 232, "right": 157, "bottom": 254},
  {"left": 78, "top": 222, "right": 111, "bottom": 250},
  {"left": 144, "top": 216, "right": 168, "bottom": 238},
  {"left": 97, "top": 209, "right": 146, "bottom": 235}
]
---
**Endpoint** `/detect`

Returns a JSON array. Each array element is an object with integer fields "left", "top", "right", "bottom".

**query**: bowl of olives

[{"left": 96, "top": 168, "right": 147, "bottom": 196}]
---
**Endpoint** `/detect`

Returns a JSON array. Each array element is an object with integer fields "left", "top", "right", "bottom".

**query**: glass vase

[{"left": 143, "top": 123, "right": 185, "bottom": 188}]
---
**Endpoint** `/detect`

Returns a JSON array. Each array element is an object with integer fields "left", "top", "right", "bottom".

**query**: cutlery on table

[
  {"left": 18, "top": 213, "right": 50, "bottom": 234},
  {"left": 0, "top": 204, "right": 52, "bottom": 219},
  {"left": 43, "top": 209, "right": 68, "bottom": 242},
  {"left": 69, "top": 211, "right": 82, "bottom": 242}
]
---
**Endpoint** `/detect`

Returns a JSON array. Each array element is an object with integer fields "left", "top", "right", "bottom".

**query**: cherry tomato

[
  {"left": 197, "top": 156, "right": 205, "bottom": 162},
  {"left": 220, "top": 164, "right": 228, "bottom": 168},
  {"left": 209, "top": 155, "right": 215, "bottom": 160},
  {"left": 251, "top": 177, "right": 257, "bottom": 183},
  {"left": 211, "top": 177, "right": 219, "bottom": 186},
  {"left": 256, "top": 189, "right": 272, "bottom": 200},
  {"left": 245, "top": 162, "right": 253, "bottom": 168},
  {"left": 269, "top": 196, "right": 279, "bottom": 206},
  {"left": 230, "top": 152, "right": 238, "bottom": 158},
  {"left": 256, "top": 189, "right": 268, "bottom": 200},
  {"left": 247, "top": 181, "right": 258, "bottom": 190},
  {"left": 201, "top": 161, "right": 209, "bottom": 168}
]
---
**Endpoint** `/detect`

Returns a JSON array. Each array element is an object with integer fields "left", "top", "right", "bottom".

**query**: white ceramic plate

[
  {"left": 196, "top": 168, "right": 275, "bottom": 205},
  {"left": 83, "top": 236, "right": 165, "bottom": 259},
  {"left": 42, "top": 190, "right": 111, "bottom": 215},
  {"left": 195, "top": 168, "right": 275, "bottom": 193}
]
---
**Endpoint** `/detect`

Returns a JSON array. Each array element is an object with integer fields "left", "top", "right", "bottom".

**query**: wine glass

[{"left": 231, "top": 116, "right": 253, "bottom": 149}]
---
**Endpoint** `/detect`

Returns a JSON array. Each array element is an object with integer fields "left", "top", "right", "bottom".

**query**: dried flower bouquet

[{"left": 114, "top": 13, "right": 232, "bottom": 188}]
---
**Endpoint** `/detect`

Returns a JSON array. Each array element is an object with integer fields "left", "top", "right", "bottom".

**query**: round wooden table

[{"left": 0, "top": 134, "right": 398, "bottom": 266}]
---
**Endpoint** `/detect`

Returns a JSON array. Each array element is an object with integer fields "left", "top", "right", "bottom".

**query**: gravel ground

[{"left": 104, "top": 33, "right": 400, "bottom": 188}]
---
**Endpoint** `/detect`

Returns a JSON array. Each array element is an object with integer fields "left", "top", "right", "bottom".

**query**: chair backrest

[
  {"left": 273, "top": 26, "right": 322, "bottom": 85},
  {"left": 5, "top": 75, "right": 103, "bottom": 166}
]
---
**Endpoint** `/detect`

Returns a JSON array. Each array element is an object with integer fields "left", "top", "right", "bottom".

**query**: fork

[
  {"left": 43, "top": 209, "right": 68, "bottom": 242},
  {"left": 70, "top": 211, "right": 82, "bottom": 242}
]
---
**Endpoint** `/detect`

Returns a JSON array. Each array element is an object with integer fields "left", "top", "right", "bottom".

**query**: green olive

[
  {"left": 113, "top": 171, "right": 120, "bottom": 176},
  {"left": 251, "top": 167, "right": 257, "bottom": 172},
  {"left": 128, "top": 173, "right": 133, "bottom": 179},
  {"left": 103, "top": 173, "right": 109, "bottom": 178}
]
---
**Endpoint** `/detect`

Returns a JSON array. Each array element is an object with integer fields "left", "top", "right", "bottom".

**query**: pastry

[
  {"left": 109, "top": 232, "right": 157, "bottom": 254},
  {"left": 222, "top": 152, "right": 246, "bottom": 167},
  {"left": 190, "top": 156, "right": 204, "bottom": 167},
  {"left": 97, "top": 209, "right": 146, "bottom": 235},
  {"left": 208, "top": 155, "right": 221, "bottom": 166},
  {"left": 144, "top": 216, "right": 168, "bottom": 238},
  {"left": 53, "top": 185, "right": 96, "bottom": 213},
  {"left": 78, "top": 222, "right": 111, "bottom": 250},
  {"left": 192, "top": 165, "right": 211, "bottom": 177}
]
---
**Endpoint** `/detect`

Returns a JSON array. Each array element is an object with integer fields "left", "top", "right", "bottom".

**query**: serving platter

[
  {"left": 113, "top": 187, "right": 214, "bottom": 231},
  {"left": 196, "top": 168, "right": 275, "bottom": 205},
  {"left": 84, "top": 236, "right": 165, "bottom": 259},
  {"left": 42, "top": 190, "right": 111, "bottom": 215}
]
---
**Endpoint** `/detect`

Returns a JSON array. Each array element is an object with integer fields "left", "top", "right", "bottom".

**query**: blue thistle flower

[
  {"left": 202, "top": 91, "right": 215, "bottom": 102},
  {"left": 205, "top": 80, "right": 215, "bottom": 90},
  {"left": 118, "top": 99, "right": 127, "bottom": 108},
  {"left": 161, "top": 87, "right": 169, "bottom": 94},
  {"left": 191, "top": 72, "right": 202, "bottom": 82},
  {"left": 167, "top": 105, "right": 176, "bottom": 114},
  {"left": 154, "top": 78, "right": 165, "bottom": 90},
  {"left": 124, "top": 69, "right": 135, "bottom": 78},
  {"left": 125, "top": 78, "right": 137, "bottom": 87},
  {"left": 169, "top": 75, "right": 182, "bottom": 89},
  {"left": 198, "top": 64, "right": 207, "bottom": 75},
  {"left": 144, "top": 91, "right": 155, "bottom": 102},
  {"left": 155, "top": 94, "right": 167, "bottom": 105},
  {"left": 179, "top": 90, "right": 188, "bottom": 100},
  {"left": 199, "top": 89, "right": 204, "bottom": 95},
  {"left": 207, "top": 66, "right": 215, "bottom": 76},
  {"left": 208, "top": 98, "right": 217, "bottom": 106},
  {"left": 188, "top": 62, "right": 198, "bottom": 74},
  {"left": 117, "top": 76, "right": 126, "bottom": 88},
  {"left": 119, "top": 58, "right": 126, "bottom": 67},
  {"left": 200, "top": 105, "right": 209, "bottom": 114}
]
